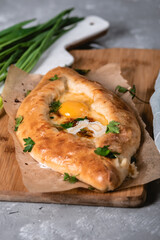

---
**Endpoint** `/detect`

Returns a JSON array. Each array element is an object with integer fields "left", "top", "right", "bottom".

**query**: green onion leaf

[
  {"left": 0, "top": 8, "right": 84, "bottom": 82},
  {"left": 0, "top": 19, "right": 36, "bottom": 38},
  {"left": 0, "top": 49, "right": 23, "bottom": 82}
]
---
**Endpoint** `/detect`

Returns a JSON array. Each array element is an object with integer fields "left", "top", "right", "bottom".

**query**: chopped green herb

[
  {"left": 60, "top": 122, "right": 74, "bottom": 129},
  {"left": 63, "top": 172, "right": 78, "bottom": 183},
  {"left": 49, "top": 100, "right": 61, "bottom": 113},
  {"left": 50, "top": 116, "right": 54, "bottom": 119},
  {"left": 94, "top": 145, "right": 110, "bottom": 157},
  {"left": 115, "top": 85, "right": 149, "bottom": 104},
  {"left": 106, "top": 120, "right": 120, "bottom": 134},
  {"left": 74, "top": 68, "right": 90, "bottom": 75},
  {"left": 115, "top": 85, "right": 128, "bottom": 94},
  {"left": 60, "top": 117, "right": 88, "bottom": 130},
  {"left": 14, "top": 115, "right": 23, "bottom": 131},
  {"left": 25, "top": 90, "right": 31, "bottom": 97},
  {"left": 23, "top": 137, "right": 35, "bottom": 152},
  {"left": 74, "top": 116, "right": 88, "bottom": 121},
  {"left": 49, "top": 74, "right": 59, "bottom": 81},
  {"left": 88, "top": 186, "right": 95, "bottom": 191},
  {"left": 94, "top": 145, "right": 119, "bottom": 159}
]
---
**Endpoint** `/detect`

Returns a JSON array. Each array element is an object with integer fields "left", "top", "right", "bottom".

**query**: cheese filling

[{"left": 66, "top": 119, "right": 106, "bottom": 138}]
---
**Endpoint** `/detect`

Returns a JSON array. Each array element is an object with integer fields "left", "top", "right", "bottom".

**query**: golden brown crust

[{"left": 16, "top": 67, "right": 141, "bottom": 191}]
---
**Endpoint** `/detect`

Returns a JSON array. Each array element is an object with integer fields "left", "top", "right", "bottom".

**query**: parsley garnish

[
  {"left": 14, "top": 115, "right": 23, "bottom": 131},
  {"left": 25, "top": 90, "right": 31, "bottom": 97},
  {"left": 115, "top": 85, "right": 128, "bottom": 94},
  {"left": 63, "top": 173, "right": 78, "bottom": 183},
  {"left": 49, "top": 100, "right": 61, "bottom": 113},
  {"left": 50, "top": 116, "right": 54, "bottom": 119},
  {"left": 23, "top": 137, "right": 35, "bottom": 152},
  {"left": 60, "top": 122, "right": 74, "bottom": 129},
  {"left": 60, "top": 117, "right": 88, "bottom": 130},
  {"left": 88, "top": 186, "right": 95, "bottom": 191},
  {"left": 94, "top": 145, "right": 119, "bottom": 159},
  {"left": 74, "top": 116, "right": 88, "bottom": 121},
  {"left": 49, "top": 74, "right": 59, "bottom": 81},
  {"left": 115, "top": 85, "right": 149, "bottom": 104},
  {"left": 74, "top": 69, "right": 90, "bottom": 75},
  {"left": 106, "top": 121, "right": 120, "bottom": 134}
]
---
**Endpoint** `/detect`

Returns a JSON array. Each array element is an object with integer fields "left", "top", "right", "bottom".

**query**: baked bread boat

[{"left": 15, "top": 67, "right": 141, "bottom": 192}]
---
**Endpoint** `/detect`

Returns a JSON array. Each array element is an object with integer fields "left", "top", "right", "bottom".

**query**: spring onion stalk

[
  {"left": 0, "top": 19, "right": 36, "bottom": 39},
  {"left": 0, "top": 8, "right": 83, "bottom": 82}
]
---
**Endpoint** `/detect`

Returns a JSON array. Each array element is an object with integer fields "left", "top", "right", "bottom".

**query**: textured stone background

[{"left": 0, "top": 0, "right": 160, "bottom": 239}]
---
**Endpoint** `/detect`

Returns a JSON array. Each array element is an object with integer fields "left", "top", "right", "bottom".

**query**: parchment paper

[
  {"left": 2, "top": 64, "right": 160, "bottom": 193},
  {"left": 88, "top": 65, "right": 160, "bottom": 189}
]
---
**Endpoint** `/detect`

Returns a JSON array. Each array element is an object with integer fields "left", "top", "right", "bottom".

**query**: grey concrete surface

[{"left": 0, "top": 0, "right": 160, "bottom": 239}]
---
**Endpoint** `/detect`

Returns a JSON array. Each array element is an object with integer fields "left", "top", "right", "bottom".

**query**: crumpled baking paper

[{"left": 2, "top": 64, "right": 160, "bottom": 193}]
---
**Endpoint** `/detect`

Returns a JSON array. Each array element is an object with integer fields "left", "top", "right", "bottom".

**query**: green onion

[
  {"left": 0, "top": 49, "right": 23, "bottom": 82},
  {"left": 0, "top": 8, "right": 83, "bottom": 82},
  {"left": 0, "top": 19, "right": 36, "bottom": 39}
]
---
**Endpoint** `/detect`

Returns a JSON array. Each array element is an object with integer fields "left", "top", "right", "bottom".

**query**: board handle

[{"left": 33, "top": 16, "right": 110, "bottom": 74}]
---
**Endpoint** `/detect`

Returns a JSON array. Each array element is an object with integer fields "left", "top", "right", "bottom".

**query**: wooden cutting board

[{"left": 0, "top": 48, "right": 160, "bottom": 207}]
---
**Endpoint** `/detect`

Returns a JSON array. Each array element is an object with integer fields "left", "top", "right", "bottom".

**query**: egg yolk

[{"left": 59, "top": 101, "right": 89, "bottom": 118}]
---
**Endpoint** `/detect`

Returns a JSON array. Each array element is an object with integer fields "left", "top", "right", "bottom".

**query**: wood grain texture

[{"left": 0, "top": 48, "right": 160, "bottom": 207}]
